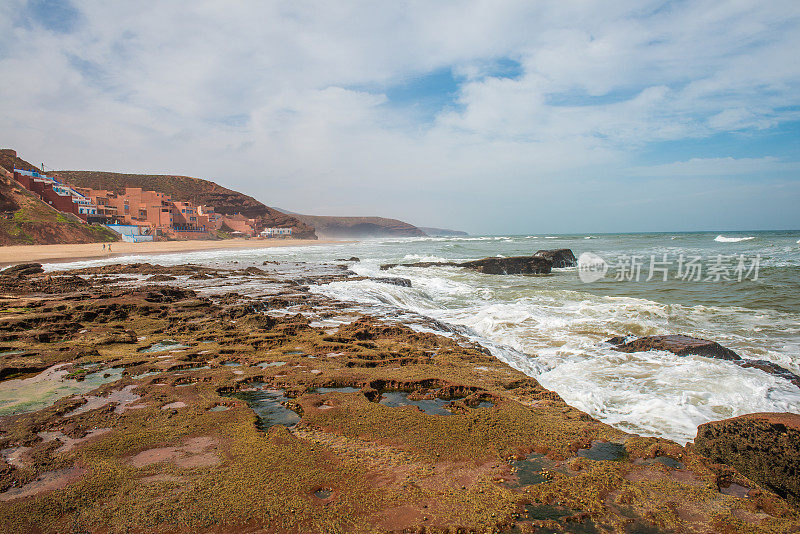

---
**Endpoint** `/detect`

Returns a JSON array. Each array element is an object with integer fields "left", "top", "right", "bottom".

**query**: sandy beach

[{"left": 0, "top": 238, "right": 344, "bottom": 266}]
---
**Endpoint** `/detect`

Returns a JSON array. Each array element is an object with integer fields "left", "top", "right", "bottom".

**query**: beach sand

[{"left": 0, "top": 238, "right": 344, "bottom": 266}]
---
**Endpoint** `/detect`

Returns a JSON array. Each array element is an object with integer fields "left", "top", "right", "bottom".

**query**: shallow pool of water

[
  {"left": 0, "top": 365, "right": 124, "bottom": 415},
  {"left": 139, "top": 340, "right": 187, "bottom": 353},
  {"left": 222, "top": 387, "right": 300, "bottom": 428},
  {"left": 378, "top": 392, "right": 454, "bottom": 416}
]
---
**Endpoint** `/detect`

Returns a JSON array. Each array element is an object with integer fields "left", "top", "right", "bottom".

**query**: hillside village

[{"left": 0, "top": 149, "right": 293, "bottom": 242}]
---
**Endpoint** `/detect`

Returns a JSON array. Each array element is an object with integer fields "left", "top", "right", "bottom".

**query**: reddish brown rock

[
  {"left": 694, "top": 413, "right": 800, "bottom": 508},
  {"left": 0, "top": 263, "right": 44, "bottom": 277}
]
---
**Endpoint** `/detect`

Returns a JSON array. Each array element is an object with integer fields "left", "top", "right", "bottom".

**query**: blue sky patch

[{"left": 26, "top": 0, "right": 81, "bottom": 34}]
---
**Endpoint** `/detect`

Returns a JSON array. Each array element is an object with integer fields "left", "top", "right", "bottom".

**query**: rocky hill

[
  {"left": 0, "top": 151, "right": 118, "bottom": 246},
  {"left": 56, "top": 171, "right": 316, "bottom": 239},
  {"left": 286, "top": 214, "right": 425, "bottom": 238}
]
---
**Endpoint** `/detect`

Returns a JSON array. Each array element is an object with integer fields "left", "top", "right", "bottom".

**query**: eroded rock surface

[
  {"left": 694, "top": 413, "right": 800, "bottom": 509},
  {"left": 0, "top": 262, "right": 796, "bottom": 533}
]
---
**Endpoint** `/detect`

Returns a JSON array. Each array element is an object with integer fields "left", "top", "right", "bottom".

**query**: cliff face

[
  {"left": 56, "top": 171, "right": 317, "bottom": 239},
  {"left": 288, "top": 214, "right": 425, "bottom": 238},
  {"left": 0, "top": 151, "right": 118, "bottom": 246}
]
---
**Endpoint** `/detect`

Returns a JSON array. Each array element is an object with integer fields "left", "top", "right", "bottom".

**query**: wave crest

[{"left": 715, "top": 235, "right": 755, "bottom": 243}]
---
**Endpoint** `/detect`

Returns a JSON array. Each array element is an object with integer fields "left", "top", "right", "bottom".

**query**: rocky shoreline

[{"left": 0, "top": 261, "right": 798, "bottom": 532}]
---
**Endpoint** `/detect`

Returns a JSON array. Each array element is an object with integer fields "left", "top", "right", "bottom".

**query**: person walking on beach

[
  {"left": 108, "top": 244, "right": 112, "bottom": 253},
  {"left": 102, "top": 244, "right": 106, "bottom": 252}
]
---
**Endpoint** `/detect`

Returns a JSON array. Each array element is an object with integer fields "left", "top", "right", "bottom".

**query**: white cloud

[
  {"left": 633, "top": 157, "right": 800, "bottom": 177},
  {"left": 0, "top": 0, "right": 798, "bottom": 232}
]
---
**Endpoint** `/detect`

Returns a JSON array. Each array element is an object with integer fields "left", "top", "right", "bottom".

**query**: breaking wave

[{"left": 715, "top": 235, "right": 755, "bottom": 243}]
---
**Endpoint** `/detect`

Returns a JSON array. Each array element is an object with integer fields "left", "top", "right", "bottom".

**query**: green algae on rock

[{"left": 0, "top": 262, "right": 796, "bottom": 533}]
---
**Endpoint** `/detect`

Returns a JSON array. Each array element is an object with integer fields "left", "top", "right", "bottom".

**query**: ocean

[{"left": 48, "top": 230, "right": 800, "bottom": 444}]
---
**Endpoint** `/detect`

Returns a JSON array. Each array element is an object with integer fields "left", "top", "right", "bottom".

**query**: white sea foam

[
  {"left": 313, "top": 260, "right": 800, "bottom": 444},
  {"left": 715, "top": 235, "right": 755, "bottom": 243},
  {"left": 401, "top": 254, "right": 449, "bottom": 263}
]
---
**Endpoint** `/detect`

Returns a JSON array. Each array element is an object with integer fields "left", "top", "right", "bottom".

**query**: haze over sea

[{"left": 49, "top": 230, "right": 800, "bottom": 444}]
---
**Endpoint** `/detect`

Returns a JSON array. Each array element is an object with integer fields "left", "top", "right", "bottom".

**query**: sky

[{"left": 1, "top": 0, "right": 799, "bottom": 234}]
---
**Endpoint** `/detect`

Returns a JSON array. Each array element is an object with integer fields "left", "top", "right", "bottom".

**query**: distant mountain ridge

[
  {"left": 286, "top": 213, "right": 425, "bottom": 238},
  {"left": 56, "top": 170, "right": 316, "bottom": 239},
  {"left": 418, "top": 226, "right": 468, "bottom": 236},
  {"left": 272, "top": 208, "right": 467, "bottom": 238}
]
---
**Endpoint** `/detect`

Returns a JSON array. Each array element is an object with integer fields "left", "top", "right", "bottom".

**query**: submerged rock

[
  {"left": 735, "top": 359, "right": 800, "bottom": 389},
  {"left": 380, "top": 250, "right": 569, "bottom": 275},
  {"left": 610, "top": 334, "right": 742, "bottom": 360},
  {"left": 610, "top": 334, "right": 800, "bottom": 388},
  {"left": 370, "top": 277, "right": 412, "bottom": 287},
  {"left": 459, "top": 255, "right": 552, "bottom": 275},
  {"left": 1, "top": 263, "right": 44, "bottom": 277},
  {"left": 694, "top": 412, "right": 800, "bottom": 508},
  {"left": 534, "top": 249, "right": 577, "bottom": 268}
]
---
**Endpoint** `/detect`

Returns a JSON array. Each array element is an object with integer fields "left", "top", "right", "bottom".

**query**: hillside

[
  {"left": 0, "top": 151, "right": 118, "bottom": 246},
  {"left": 418, "top": 226, "right": 468, "bottom": 236},
  {"left": 56, "top": 171, "right": 317, "bottom": 239},
  {"left": 287, "top": 214, "right": 425, "bottom": 238}
]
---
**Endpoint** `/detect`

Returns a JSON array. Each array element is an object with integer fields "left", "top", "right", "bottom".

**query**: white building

[{"left": 260, "top": 227, "right": 292, "bottom": 238}]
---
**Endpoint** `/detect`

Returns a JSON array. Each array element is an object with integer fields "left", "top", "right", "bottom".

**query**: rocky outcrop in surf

[
  {"left": 608, "top": 335, "right": 800, "bottom": 388},
  {"left": 694, "top": 412, "right": 800, "bottom": 508},
  {"left": 534, "top": 248, "right": 577, "bottom": 268},
  {"left": 370, "top": 277, "right": 412, "bottom": 287},
  {"left": 379, "top": 248, "right": 577, "bottom": 275},
  {"left": 609, "top": 335, "right": 741, "bottom": 360}
]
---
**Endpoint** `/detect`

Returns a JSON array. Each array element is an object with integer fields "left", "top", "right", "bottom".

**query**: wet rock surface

[
  {"left": 609, "top": 334, "right": 742, "bottom": 360},
  {"left": 0, "top": 262, "right": 796, "bottom": 533},
  {"left": 534, "top": 248, "right": 578, "bottom": 268},
  {"left": 610, "top": 335, "right": 800, "bottom": 389},
  {"left": 380, "top": 251, "right": 562, "bottom": 275},
  {"left": 694, "top": 412, "right": 800, "bottom": 509},
  {"left": 370, "top": 276, "right": 412, "bottom": 287}
]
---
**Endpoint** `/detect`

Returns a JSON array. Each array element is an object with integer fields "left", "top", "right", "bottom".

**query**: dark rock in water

[
  {"left": 694, "top": 413, "right": 800, "bottom": 508},
  {"left": 379, "top": 261, "right": 452, "bottom": 270},
  {"left": 336, "top": 257, "right": 360, "bottom": 262},
  {"left": 734, "top": 360, "right": 800, "bottom": 389},
  {"left": 610, "top": 335, "right": 742, "bottom": 361},
  {"left": 459, "top": 255, "right": 552, "bottom": 275},
  {"left": 148, "top": 274, "right": 176, "bottom": 282},
  {"left": 610, "top": 335, "right": 800, "bottom": 389},
  {"left": 534, "top": 249, "right": 577, "bottom": 268},
  {"left": 381, "top": 255, "right": 554, "bottom": 275},
  {"left": 1, "top": 263, "right": 44, "bottom": 276},
  {"left": 371, "top": 277, "right": 412, "bottom": 287},
  {"left": 378, "top": 250, "right": 576, "bottom": 275}
]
